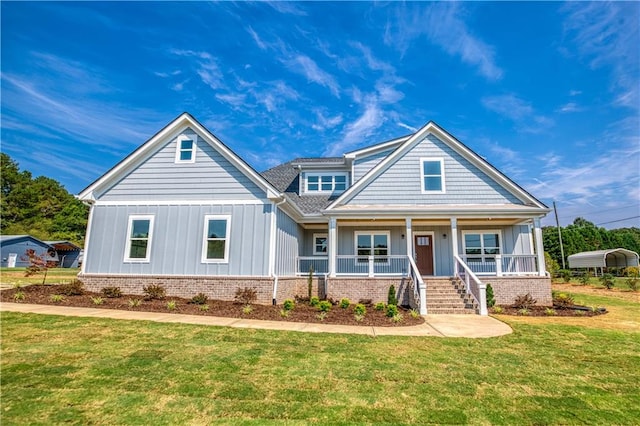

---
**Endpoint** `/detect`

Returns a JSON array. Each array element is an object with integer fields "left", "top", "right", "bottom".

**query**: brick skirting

[{"left": 485, "top": 276, "right": 552, "bottom": 306}]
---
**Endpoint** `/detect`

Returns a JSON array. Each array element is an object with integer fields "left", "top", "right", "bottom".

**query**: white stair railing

[
  {"left": 407, "top": 255, "right": 427, "bottom": 315},
  {"left": 454, "top": 254, "right": 488, "bottom": 315}
]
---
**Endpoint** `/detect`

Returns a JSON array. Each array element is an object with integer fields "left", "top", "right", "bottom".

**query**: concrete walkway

[{"left": 0, "top": 302, "right": 512, "bottom": 338}]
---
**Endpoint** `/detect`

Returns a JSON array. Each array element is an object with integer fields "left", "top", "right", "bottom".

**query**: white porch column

[
  {"left": 405, "top": 218, "right": 412, "bottom": 259},
  {"left": 450, "top": 217, "right": 459, "bottom": 274},
  {"left": 328, "top": 217, "right": 337, "bottom": 278},
  {"left": 533, "top": 218, "right": 546, "bottom": 277}
]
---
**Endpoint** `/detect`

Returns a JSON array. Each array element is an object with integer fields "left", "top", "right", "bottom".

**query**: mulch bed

[
  {"left": 494, "top": 305, "right": 607, "bottom": 317},
  {"left": 1, "top": 284, "right": 424, "bottom": 327}
]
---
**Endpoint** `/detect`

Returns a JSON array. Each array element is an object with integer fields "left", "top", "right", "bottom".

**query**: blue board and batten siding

[
  {"left": 98, "top": 129, "right": 266, "bottom": 201},
  {"left": 0, "top": 237, "right": 53, "bottom": 268},
  {"left": 84, "top": 204, "right": 272, "bottom": 276},
  {"left": 348, "top": 134, "right": 523, "bottom": 205},
  {"left": 275, "top": 208, "right": 302, "bottom": 276}
]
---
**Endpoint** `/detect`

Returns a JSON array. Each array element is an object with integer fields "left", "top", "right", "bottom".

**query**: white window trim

[
  {"left": 303, "top": 172, "right": 349, "bottom": 194},
  {"left": 461, "top": 229, "right": 502, "bottom": 261},
  {"left": 201, "top": 214, "right": 231, "bottom": 263},
  {"left": 354, "top": 231, "right": 391, "bottom": 262},
  {"left": 123, "top": 215, "right": 155, "bottom": 263},
  {"left": 175, "top": 134, "right": 197, "bottom": 164},
  {"left": 420, "top": 157, "right": 446, "bottom": 194},
  {"left": 313, "top": 233, "right": 328, "bottom": 256}
]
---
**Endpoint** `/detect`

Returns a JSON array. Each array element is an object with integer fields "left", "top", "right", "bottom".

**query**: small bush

[
  {"left": 280, "top": 309, "right": 289, "bottom": 318},
  {"left": 553, "top": 292, "right": 574, "bottom": 309},
  {"left": 13, "top": 291, "right": 25, "bottom": 302},
  {"left": 58, "top": 279, "right": 84, "bottom": 296},
  {"left": 339, "top": 298, "right": 351, "bottom": 309},
  {"left": 50, "top": 294, "right": 65, "bottom": 303},
  {"left": 559, "top": 269, "right": 572, "bottom": 283},
  {"left": 625, "top": 276, "right": 639, "bottom": 292},
  {"left": 199, "top": 304, "right": 209, "bottom": 311},
  {"left": 101, "top": 286, "right": 122, "bottom": 298},
  {"left": 513, "top": 293, "right": 536, "bottom": 309},
  {"left": 318, "top": 300, "right": 332, "bottom": 312},
  {"left": 374, "top": 302, "right": 385, "bottom": 311},
  {"left": 189, "top": 293, "right": 208, "bottom": 305},
  {"left": 128, "top": 298, "right": 142, "bottom": 307},
  {"left": 166, "top": 301, "right": 177, "bottom": 310},
  {"left": 316, "top": 312, "right": 327, "bottom": 321},
  {"left": 387, "top": 285, "right": 398, "bottom": 306},
  {"left": 354, "top": 314, "right": 365, "bottom": 322},
  {"left": 143, "top": 284, "right": 166, "bottom": 301},
  {"left": 485, "top": 284, "right": 495, "bottom": 307},
  {"left": 409, "top": 309, "right": 420, "bottom": 319},
  {"left": 625, "top": 266, "right": 639, "bottom": 278},
  {"left": 575, "top": 309, "right": 586, "bottom": 317},
  {"left": 545, "top": 308, "right": 556, "bottom": 316},
  {"left": 309, "top": 296, "right": 320, "bottom": 307},
  {"left": 90, "top": 296, "right": 104, "bottom": 305},
  {"left": 242, "top": 305, "right": 253, "bottom": 314},
  {"left": 391, "top": 313, "right": 404, "bottom": 323},
  {"left": 354, "top": 303, "right": 367, "bottom": 316},
  {"left": 234, "top": 287, "right": 258, "bottom": 305},
  {"left": 599, "top": 273, "right": 615, "bottom": 290},
  {"left": 578, "top": 271, "right": 591, "bottom": 285},
  {"left": 518, "top": 308, "right": 530, "bottom": 316},
  {"left": 385, "top": 304, "right": 399, "bottom": 318},
  {"left": 283, "top": 299, "right": 295, "bottom": 311},
  {"left": 491, "top": 306, "right": 503, "bottom": 314}
]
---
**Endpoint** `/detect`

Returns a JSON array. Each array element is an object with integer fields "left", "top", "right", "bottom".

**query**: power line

[
  {"left": 595, "top": 216, "right": 640, "bottom": 226},
  {"left": 557, "top": 203, "right": 640, "bottom": 220}
]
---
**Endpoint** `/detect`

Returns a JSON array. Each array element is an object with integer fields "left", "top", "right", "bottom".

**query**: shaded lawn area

[
  {"left": 0, "top": 268, "right": 80, "bottom": 287},
  {"left": 1, "top": 292, "right": 639, "bottom": 425}
]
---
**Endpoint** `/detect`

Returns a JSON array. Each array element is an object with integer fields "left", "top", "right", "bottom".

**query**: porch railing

[
  {"left": 460, "top": 254, "right": 538, "bottom": 276},
  {"left": 335, "top": 255, "right": 408, "bottom": 277},
  {"left": 296, "top": 256, "right": 329, "bottom": 275},
  {"left": 407, "top": 255, "right": 427, "bottom": 314},
  {"left": 454, "top": 254, "right": 488, "bottom": 316}
]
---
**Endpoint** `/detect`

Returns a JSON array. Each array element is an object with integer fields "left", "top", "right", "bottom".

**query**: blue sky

[{"left": 1, "top": 1, "right": 638, "bottom": 228}]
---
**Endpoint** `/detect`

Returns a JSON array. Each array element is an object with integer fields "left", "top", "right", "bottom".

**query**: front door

[
  {"left": 8, "top": 253, "right": 17, "bottom": 268},
  {"left": 414, "top": 235, "right": 434, "bottom": 276}
]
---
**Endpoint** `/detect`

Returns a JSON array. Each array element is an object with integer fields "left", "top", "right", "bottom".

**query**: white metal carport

[{"left": 568, "top": 248, "right": 639, "bottom": 275}]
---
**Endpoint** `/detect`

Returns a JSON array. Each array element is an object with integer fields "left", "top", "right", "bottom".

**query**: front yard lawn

[{"left": 1, "top": 291, "right": 639, "bottom": 425}]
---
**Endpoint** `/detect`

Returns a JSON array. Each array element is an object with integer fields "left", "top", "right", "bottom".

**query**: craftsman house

[{"left": 78, "top": 113, "right": 552, "bottom": 314}]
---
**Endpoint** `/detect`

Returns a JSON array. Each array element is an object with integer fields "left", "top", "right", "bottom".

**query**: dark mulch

[
  {"left": 1, "top": 284, "right": 424, "bottom": 327},
  {"left": 494, "top": 305, "right": 607, "bottom": 317}
]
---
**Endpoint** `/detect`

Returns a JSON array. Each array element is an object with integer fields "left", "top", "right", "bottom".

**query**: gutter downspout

[{"left": 270, "top": 197, "right": 286, "bottom": 305}]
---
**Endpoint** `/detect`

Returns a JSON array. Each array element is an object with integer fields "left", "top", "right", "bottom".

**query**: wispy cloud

[
  {"left": 556, "top": 102, "right": 582, "bottom": 113},
  {"left": 246, "top": 26, "right": 268, "bottom": 50},
  {"left": 325, "top": 96, "right": 385, "bottom": 156},
  {"left": 170, "top": 49, "right": 224, "bottom": 90},
  {"left": 482, "top": 94, "right": 554, "bottom": 132},
  {"left": 384, "top": 2, "right": 502, "bottom": 80},
  {"left": 266, "top": 1, "right": 307, "bottom": 16},
  {"left": 283, "top": 54, "right": 340, "bottom": 97},
  {"left": 311, "top": 109, "right": 343, "bottom": 131}
]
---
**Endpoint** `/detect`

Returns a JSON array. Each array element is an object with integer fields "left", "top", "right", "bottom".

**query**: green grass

[
  {"left": 1, "top": 294, "right": 639, "bottom": 425},
  {"left": 0, "top": 268, "right": 80, "bottom": 287},
  {"left": 555, "top": 276, "right": 637, "bottom": 291}
]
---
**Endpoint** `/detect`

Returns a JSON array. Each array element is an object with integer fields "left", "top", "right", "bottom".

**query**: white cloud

[
  {"left": 396, "top": 122, "right": 417, "bottom": 132},
  {"left": 170, "top": 49, "right": 225, "bottom": 90},
  {"left": 311, "top": 110, "right": 343, "bottom": 131},
  {"left": 557, "top": 102, "right": 582, "bottom": 113},
  {"left": 246, "top": 26, "right": 267, "bottom": 50},
  {"left": 266, "top": 1, "right": 308, "bottom": 16},
  {"left": 325, "top": 96, "right": 384, "bottom": 156},
  {"left": 284, "top": 55, "right": 340, "bottom": 97},
  {"left": 482, "top": 94, "right": 554, "bottom": 132},
  {"left": 215, "top": 93, "right": 247, "bottom": 108}
]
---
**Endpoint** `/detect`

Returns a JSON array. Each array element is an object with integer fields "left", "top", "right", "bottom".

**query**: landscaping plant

[
  {"left": 101, "top": 286, "right": 122, "bottom": 298},
  {"left": 339, "top": 298, "right": 350, "bottom": 309},
  {"left": 513, "top": 293, "right": 536, "bottom": 309},
  {"left": 387, "top": 285, "right": 397, "bottom": 306},
  {"left": 143, "top": 284, "right": 166, "bottom": 301},
  {"left": 599, "top": 273, "right": 615, "bottom": 290},
  {"left": 58, "top": 279, "right": 84, "bottom": 296},
  {"left": 485, "top": 283, "right": 495, "bottom": 307},
  {"left": 234, "top": 287, "right": 257, "bottom": 305}
]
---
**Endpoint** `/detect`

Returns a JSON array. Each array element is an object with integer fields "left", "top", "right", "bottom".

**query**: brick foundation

[{"left": 486, "top": 276, "right": 552, "bottom": 306}]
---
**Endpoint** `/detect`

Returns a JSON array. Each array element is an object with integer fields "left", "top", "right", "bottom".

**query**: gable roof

[
  {"left": 326, "top": 121, "right": 549, "bottom": 212},
  {"left": 78, "top": 112, "right": 281, "bottom": 202},
  {"left": 0, "top": 235, "right": 53, "bottom": 248}
]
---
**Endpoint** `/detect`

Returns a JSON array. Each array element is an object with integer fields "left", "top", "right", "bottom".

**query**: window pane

[
  {"left": 207, "top": 220, "right": 227, "bottom": 238},
  {"left": 206, "top": 240, "right": 225, "bottom": 259},
  {"left": 335, "top": 183, "right": 346, "bottom": 191},
  {"left": 357, "top": 234, "right": 371, "bottom": 249},
  {"left": 315, "top": 237, "right": 327, "bottom": 253},
  {"left": 129, "top": 240, "right": 148, "bottom": 258},
  {"left": 483, "top": 234, "right": 499, "bottom": 249},
  {"left": 131, "top": 220, "right": 150, "bottom": 238},
  {"left": 308, "top": 176, "right": 318, "bottom": 183},
  {"left": 466, "top": 248, "right": 482, "bottom": 255},
  {"left": 423, "top": 161, "right": 441, "bottom": 175},
  {"left": 180, "top": 139, "right": 193, "bottom": 150},
  {"left": 373, "top": 234, "right": 388, "bottom": 249},
  {"left": 465, "top": 234, "right": 481, "bottom": 248},
  {"left": 308, "top": 183, "right": 318, "bottom": 191},
  {"left": 180, "top": 151, "right": 192, "bottom": 161},
  {"left": 335, "top": 175, "right": 346, "bottom": 183},
  {"left": 321, "top": 175, "right": 332, "bottom": 183},
  {"left": 424, "top": 176, "right": 442, "bottom": 191},
  {"left": 321, "top": 183, "right": 333, "bottom": 191}
]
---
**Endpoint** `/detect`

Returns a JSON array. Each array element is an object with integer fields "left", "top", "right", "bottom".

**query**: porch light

[{"left": 443, "top": 234, "right": 447, "bottom": 239}]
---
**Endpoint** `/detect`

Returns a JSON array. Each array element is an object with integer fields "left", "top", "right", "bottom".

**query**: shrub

[
  {"left": 625, "top": 276, "right": 639, "bottom": 292},
  {"left": 309, "top": 296, "right": 320, "bottom": 307},
  {"left": 518, "top": 308, "right": 530, "bottom": 316},
  {"left": 283, "top": 299, "right": 295, "bottom": 311},
  {"left": 280, "top": 309, "right": 289, "bottom": 318},
  {"left": 339, "top": 298, "right": 351, "bottom": 309},
  {"left": 128, "top": 298, "right": 142, "bottom": 307},
  {"left": 354, "top": 303, "right": 367, "bottom": 316},
  {"left": 545, "top": 308, "right": 556, "bottom": 316},
  {"left": 513, "top": 293, "right": 536, "bottom": 309},
  {"left": 385, "top": 304, "right": 399, "bottom": 318},
  {"left": 387, "top": 285, "right": 398, "bottom": 306},
  {"left": 354, "top": 314, "right": 364, "bottom": 322},
  {"left": 559, "top": 269, "right": 572, "bottom": 283},
  {"left": 625, "top": 266, "right": 639, "bottom": 278},
  {"left": 58, "top": 279, "right": 84, "bottom": 296},
  {"left": 599, "top": 273, "right": 615, "bottom": 290},
  {"left": 374, "top": 302, "right": 385, "bottom": 311},
  {"left": 189, "top": 293, "right": 208, "bottom": 305},
  {"left": 50, "top": 294, "right": 65, "bottom": 303},
  {"left": 316, "top": 312, "right": 327, "bottom": 321},
  {"left": 199, "top": 304, "right": 209, "bottom": 311},
  {"left": 485, "top": 284, "right": 495, "bottom": 307},
  {"left": 90, "top": 296, "right": 104, "bottom": 305},
  {"left": 391, "top": 313, "right": 404, "bottom": 323},
  {"left": 491, "top": 306, "right": 503, "bottom": 314},
  {"left": 242, "top": 305, "right": 253, "bottom": 314},
  {"left": 143, "top": 284, "right": 166, "bottom": 301},
  {"left": 234, "top": 287, "right": 257, "bottom": 305},
  {"left": 13, "top": 291, "right": 25, "bottom": 302},
  {"left": 318, "top": 300, "right": 332, "bottom": 312},
  {"left": 166, "top": 301, "right": 177, "bottom": 310},
  {"left": 578, "top": 271, "right": 591, "bottom": 285},
  {"left": 553, "top": 292, "right": 574, "bottom": 309},
  {"left": 575, "top": 309, "right": 586, "bottom": 317},
  {"left": 101, "top": 286, "right": 122, "bottom": 298},
  {"left": 409, "top": 309, "right": 420, "bottom": 319}
]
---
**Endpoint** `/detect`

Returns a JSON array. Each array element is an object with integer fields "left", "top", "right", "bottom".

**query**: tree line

[
  {"left": 543, "top": 217, "right": 640, "bottom": 268},
  {"left": 1, "top": 153, "right": 89, "bottom": 245}
]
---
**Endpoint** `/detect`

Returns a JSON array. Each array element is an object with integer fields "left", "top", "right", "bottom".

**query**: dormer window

[
  {"left": 305, "top": 173, "right": 348, "bottom": 194},
  {"left": 420, "top": 158, "right": 445, "bottom": 193},
  {"left": 175, "top": 134, "right": 196, "bottom": 163}
]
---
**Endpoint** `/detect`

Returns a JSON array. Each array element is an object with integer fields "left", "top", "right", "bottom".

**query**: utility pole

[{"left": 553, "top": 201, "right": 566, "bottom": 269}]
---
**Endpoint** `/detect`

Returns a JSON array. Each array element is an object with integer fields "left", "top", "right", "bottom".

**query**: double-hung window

[
  {"left": 202, "top": 215, "right": 230, "bottom": 263},
  {"left": 305, "top": 173, "right": 347, "bottom": 193},
  {"left": 420, "top": 158, "right": 445, "bottom": 193},
  {"left": 124, "top": 215, "right": 154, "bottom": 262},
  {"left": 175, "top": 134, "right": 196, "bottom": 163},
  {"left": 355, "top": 232, "right": 389, "bottom": 263},
  {"left": 462, "top": 231, "right": 501, "bottom": 264},
  {"left": 313, "top": 233, "right": 328, "bottom": 255}
]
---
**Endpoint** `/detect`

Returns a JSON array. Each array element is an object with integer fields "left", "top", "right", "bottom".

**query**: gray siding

[
  {"left": 275, "top": 209, "right": 302, "bottom": 276},
  {"left": 353, "top": 149, "right": 394, "bottom": 182},
  {"left": 413, "top": 226, "right": 454, "bottom": 276},
  {"left": 84, "top": 203, "right": 271, "bottom": 275},
  {"left": 1, "top": 238, "right": 53, "bottom": 268},
  {"left": 99, "top": 128, "right": 266, "bottom": 201},
  {"left": 348, "top": 134, "right": 523, "bottom": 205},
  {"left": 337, "top": 226, "right": 406, "bottom": 256}
]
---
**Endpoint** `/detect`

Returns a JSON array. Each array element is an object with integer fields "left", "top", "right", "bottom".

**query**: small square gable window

[
  {"left": 420, "top": 158, "right": 445, "bottom": 193},
  {"left": 175, "top": 134, "right": 196, "bottom": 163}
]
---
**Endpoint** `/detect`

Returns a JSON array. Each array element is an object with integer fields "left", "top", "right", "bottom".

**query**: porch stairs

[{"left": 424, "top": 277, "right": 478, "bottom": 314}]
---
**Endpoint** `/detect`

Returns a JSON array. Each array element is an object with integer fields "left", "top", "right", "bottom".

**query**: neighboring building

[
  {"left": 568, "top": 249, "right": 639, "bottom": 275},
  {"left": 78, "top": 113, "right": 552, "bottom": 314},
  {"left": 45, "top": 241, "right": 83, "bottom": 268},
  {"left": 0, "top": 235, "right": 56, "bottom": 268}
]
